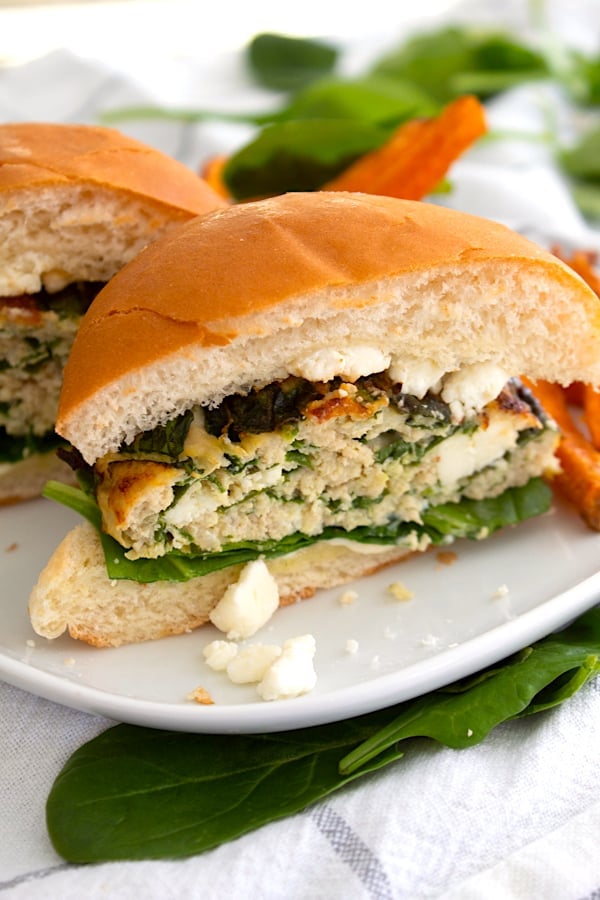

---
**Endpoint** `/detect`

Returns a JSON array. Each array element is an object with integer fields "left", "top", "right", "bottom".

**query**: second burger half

[{"left": 0, "top": 122, "right": 225, "bottom": 503}]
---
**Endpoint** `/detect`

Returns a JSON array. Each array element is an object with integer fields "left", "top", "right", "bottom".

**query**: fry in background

[{"left": 323, "top": 94, "right": 487, "bottom": 199}]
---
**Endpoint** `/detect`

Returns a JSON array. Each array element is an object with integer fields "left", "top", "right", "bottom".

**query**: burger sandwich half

[
  {"left": 29, "top": 191, "right": 600, "bottom": 647},
  {"left": 0, "top": 122, "right": 225, "bottom": 503}
]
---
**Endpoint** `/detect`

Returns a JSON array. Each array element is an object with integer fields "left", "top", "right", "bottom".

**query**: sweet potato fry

[
  {"left": 583, "top": 385, "right": 600, "bottom": 451},
  {"left": 552, "top": 247, "right": 600, "bottom": 447},
  {"left": 322, "top": 94, "right": 487, "bottom": 199},
  {"left": 552, "top": 247, "right": 600, "bottom": 295},
  {"left": 563, "top": 382, "right": 585, "bottom": 406},
  {"left": 200, "top": 154, "right": 232, "bottom": 201},
  {"left": 523, "top": 377, "right": 600, "bottom": 530}
]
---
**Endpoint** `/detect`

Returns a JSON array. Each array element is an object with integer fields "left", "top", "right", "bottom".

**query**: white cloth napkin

[
  {"left": 2, "top": 677, "right": 600, "bottom": 899},
  {"left": 2, "top": 4, "right": 600, "bottom": 896}
]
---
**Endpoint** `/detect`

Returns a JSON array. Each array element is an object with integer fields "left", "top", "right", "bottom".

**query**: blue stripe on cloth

[
  {"left": 311, "top": 803, "right": 394, "bottom": 900},
  {"left": 0, "top": 864, "right": 75, "bottom": 893}
]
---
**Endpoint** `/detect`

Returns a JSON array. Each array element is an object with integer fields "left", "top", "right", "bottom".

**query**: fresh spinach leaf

[
  {"left": 45, "top": 608, "right": 600, "bottom": 863},
  {"left": 559, "top": 49, "right": 600, "bottom": 106},
  {"left": 43, "top": 477, "right": 552, "bottom": 584},
  {"left": 557, "top": 128, "right": 600, "bottom": 220},
  {"left": 247, "top": 33, "right": 339, "bottom": 91},
  {"left": 222, "top": 118, "right": 388, "bottom": 199},
  {"left": 370, "top": 26, "right": 549, "bottom": 103},
  {"left": 339, "top": 609, "right": 600, "bottom": 773},
  {"left": 46, "top": 711, "right": 403, "bottom": 863},
  {"left": 280, "top": 74, "right": 438, "bottom": 125},
  {"left": 560, "top": 127, "right": 600, "bottom": 181},
  {"left": 102, "top": 104, "right": 277, "bottom": 127},
  {"left": 43, "top": 481, "right": 102, "bottom": 529},
  {"left": 421, "top": 477, "right": 552, "bottom": 539},
  {"left": 569, "top": 180, "right": 600, "bottom": 222}
]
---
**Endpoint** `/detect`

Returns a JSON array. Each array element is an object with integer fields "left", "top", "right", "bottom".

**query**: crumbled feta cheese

[
  {"left": 256, "top": 634, "right": 317, "bottom": 701},
  {"left": 345, "top": 639, "right": 359, "bottom": 654},
  {"left": 338, "top": 589, "right": 358, "bottom": 606},
  {"left": 387, "top": 359, "right": 508, "bottom": 421},
  {"left": 290, "top": 345, "right": 391, "bottom": 383},
  {"left": 42, "top": 267, "right": 72, "bottom": 292},
  {"left": 467, "top": 728, "right": 474, "bottom": 737},
  {"left": 492, "top": 584, "right": 509, "bottom": 599},
  {"left": 203, "top": 639, "right": 239, "bottom": 671},
  {"left": 226, "top": 644, "right": 282, "bottom": 684},
  {"left": 387, "top": 581, "right": 413, "bottom": 601},
  {"left": 441, "top": 362, "right": 508, "bottom": 420},
  {"left": 388, "top": 357, "right": 445, "bottom": 398},
  {"left": 209, "top": 559, "right": 279, "bottom": 640},
  {"left": 25, "top": 639, "right": 35, "bottom": 648},
  {"left": 63, "top": 657, "right": 76, "bottom": 667}
]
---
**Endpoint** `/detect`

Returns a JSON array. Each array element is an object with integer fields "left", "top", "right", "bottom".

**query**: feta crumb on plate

[
  {"left": 226, "top": 644, "right": 282, "bottom": 684},
  {"left": 203, "top": 640, "right": 239, "bottom": 671},
  {"left": 209, "top": 558, "right": 279, "bottom": 640},
  {"left": 256, "top": 635, "right": 317, "bottom": 701}
]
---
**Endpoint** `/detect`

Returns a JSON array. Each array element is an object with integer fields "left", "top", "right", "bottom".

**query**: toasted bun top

[
  {"left": 56, "top": 191, "right": 600, "bottom": 463},
  {"left": 0, "top": 122, "right": 225, "bottom": 295}
]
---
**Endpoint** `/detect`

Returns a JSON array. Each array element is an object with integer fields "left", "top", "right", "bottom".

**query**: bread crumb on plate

[
  {"left": 186, "top": 686, "right": 215, "bottom": 705},
  {"left": 387, "top": 581, "right": 413, "bottom": 601},
  {"left": 436, "top": 550, "right": 458, "bottom": 567}
]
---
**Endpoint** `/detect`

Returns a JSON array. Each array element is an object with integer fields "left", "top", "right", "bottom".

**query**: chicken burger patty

[{"left": 88, "top": 368, "right": 558, "bottom": 561}]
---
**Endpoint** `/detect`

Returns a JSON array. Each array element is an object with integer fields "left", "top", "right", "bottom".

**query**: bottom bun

[
  {"left": 28, "top": 522, "right": 413, "bottom": 647},
  {"left": 0, "top": 452, "right": 76, "bottom": 506}
]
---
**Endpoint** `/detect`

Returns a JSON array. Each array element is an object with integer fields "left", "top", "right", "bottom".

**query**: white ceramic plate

[{"left": 1, "top": 494, "right": 599, "bottom": 733}]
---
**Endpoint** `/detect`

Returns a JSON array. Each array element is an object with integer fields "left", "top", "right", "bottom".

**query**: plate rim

[{"left": 2, "top": 567, "right": 598, "bottom": 734}]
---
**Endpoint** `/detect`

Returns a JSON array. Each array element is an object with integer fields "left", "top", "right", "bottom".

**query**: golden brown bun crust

[
  {"left": 56, "top": 191, "right": 600, "bottom": 460},
  {"left": 61, "top": 192, "right": 600, "bottom": 401},
  {"left": 0, "top": 122, "right": 225, "bottom": 218}
]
